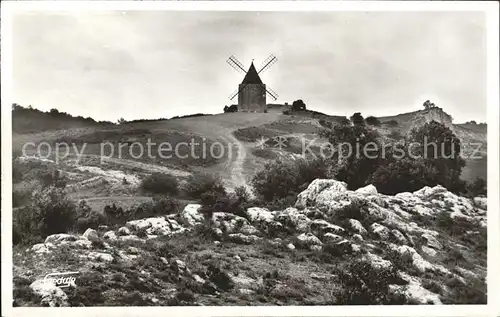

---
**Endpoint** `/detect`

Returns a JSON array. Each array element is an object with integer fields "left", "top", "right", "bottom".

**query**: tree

[
  {"left": 117, "top": 117, "right": 126, "bottom": 124},
  {"left": 406, "top": 120, "right": 465, "bottom": 190},
  {"left": 365, "top": 116, "right": 381, "bottom": 126},
  {"left": 321, "top": 123, "right": 381, "bottom": 189},
  {"left": 292, "top": 99, "right": 306, "bottom": 111},
  {"left": 423, "top": 100, "right": 436, "bottom": 110},
  {"left": 350, "top": 112, "right": 365, "bottom": 126},
  {"left": 338, "top": 117, "right": 351, "bottom": 126},
  {"left": 224, "top": 104, "right": 238, "bottom": 113}
]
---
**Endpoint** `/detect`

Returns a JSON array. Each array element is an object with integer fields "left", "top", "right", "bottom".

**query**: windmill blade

[
  {"left": 226, "top": 55, "right": 247, "bottom": 75},
  {"left": 228, "top": 88, "right": 239, "bottom": 100},
  {"left": 229, "top": 82, "right": 252, "bottom": 100},
  {"left": 266, "top": 86, "right": 279, "bottom": 101},
  {"left": 258, "top": 54, "right": 278, "bottom": 74}
]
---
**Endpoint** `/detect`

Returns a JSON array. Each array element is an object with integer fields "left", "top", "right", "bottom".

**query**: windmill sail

[
  {"left": 266, "top": 86, "right": 279, "bottom": 101},
  {"left": 258, "top": 54, "right": 278, "bottom": 74},
  {"left": 226, "top": 55, "right": 247, "bottom": 75}
]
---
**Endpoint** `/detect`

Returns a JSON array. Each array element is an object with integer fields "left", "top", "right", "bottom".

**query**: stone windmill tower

[{"left": 227, "top": 55, "right": 279, "bottom": 112}]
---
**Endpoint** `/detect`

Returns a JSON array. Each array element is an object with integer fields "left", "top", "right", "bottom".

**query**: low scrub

[
  {"left": 141, "top": 173, "right": 179, "bottom": 195},
  {"left": 13, "top": 186, "right": 77, "bottom": 245},
  {"left": 251, "top": 158, "right": 327, "bottom": 202}
]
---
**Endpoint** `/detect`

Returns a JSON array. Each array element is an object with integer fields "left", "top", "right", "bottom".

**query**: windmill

[{"left": 226, "top": 54, "right": 279, "bottom": 112}]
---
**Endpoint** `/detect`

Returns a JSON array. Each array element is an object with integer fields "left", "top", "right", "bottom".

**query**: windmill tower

[{"left": 227, "top": 55, "right": 279, "bottom": 112}]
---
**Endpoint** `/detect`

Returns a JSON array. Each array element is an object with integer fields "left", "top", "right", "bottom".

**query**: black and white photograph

[{"left": 1, "top": 1, "right": 499, "bottom": 316}]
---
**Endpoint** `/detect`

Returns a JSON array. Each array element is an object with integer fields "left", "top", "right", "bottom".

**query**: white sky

[{"left": 12, "top": 11, "right": 486, "bottom": 123}]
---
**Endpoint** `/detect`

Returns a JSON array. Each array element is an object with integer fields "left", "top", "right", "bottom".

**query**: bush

[
  {"left": 334, "top": 258, "right": 408, "bottom": 305},
  {"left": 251, "top": 158, "right": 327, "bottom": 201},
  {"left": 141, "top": 173, "right": 179, "bottom": 195},
  {"left": 467, "top": 177, "right": 486, "bottom": 197},
  {"left": 388, "top": 130, "right": 403, "bottom": 140},
  {"left": 291, "top": 99, "right": 306, "bottom": 111},
  {"left": 13, "top": 186, "right": 77, "bottom": 245},
  {"left": 349, "top": 112, "right": 365, "bottom": 126},
  {"left": 223, "top": 104, "right": 238, "bottom": 113},
  {"left": 365, "top": 116, "right": 381, "bottom": 126},
  {"left": 383, "top": 120, "right": 399, "bottom": 127},
  {"left": 183, "top": 173, "right": 225, "bottom": 199}
]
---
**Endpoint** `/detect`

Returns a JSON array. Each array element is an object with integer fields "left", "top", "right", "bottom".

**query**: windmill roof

[{"left": 241, "top": 62, "right": 263, "bottom": 84}]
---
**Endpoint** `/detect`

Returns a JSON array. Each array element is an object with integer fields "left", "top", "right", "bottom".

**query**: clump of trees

[
  {"left": 365, "top": 116, "right": 381, "bottom": 126},
  {"left": 224, "top": 105, "right": 238, "bottom": 113},
  {"left": 291, "top": 100, "right": 307, "bottom": 111}
]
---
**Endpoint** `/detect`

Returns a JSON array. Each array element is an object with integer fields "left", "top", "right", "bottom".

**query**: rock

[
  {"left": 413, "top": 205, "right": 434, "bottom": 216},
  {"left": 473, "top": 197, "right": 487, "bottom": 210},
  {"left": 296, "top": 233, "right": 323, "bottom": 249},
  {"left": 212, "top": 228, "right": 223, "bottom": 238},
  {"left": 212, "top": 212, "right": 249, "bottom": 234},
  {"left": 322, "top": 233, "right": 343, "bottom": 244},
  {"left": 82, "top": 228, "right": 99, "bottom": 242},
  {"left": 355, "top": 184, "right": 378, "bottom": 195},
  {"left": 351, "top": 244, "right": 361, "bottom": 253},
  {"left": 348, "top": 219, "right": 367, "bottom": 235},
  {"left": 274, "top": 207, "right": 311, "bottom": 232},
  {"left": 352, "top": 234, "right": 363, "bottom": 242},
  {"left": 310, "top": 219, "right": 345, "bottom": 235},
  {"left": 127, "top": 246, "right": 139, "bottom": 254},
  {"left": 421, "top": 233, "right": 442, "bottom": 250},
  {"left": 103, "top": 231, "right": 118, "bottom": 241},
  {"left": 74, "top": 239, "right": 93, "bottom": 249},
  {"left": 229, "top": 273, "right": 260, "bottom": 290},
  {"left": 238, "top": 288, "right": 255, "bottom": 295},
  {"left": 391, "top": 229, "right": 407, "bottom": 244},
  {"left": 228, "top": 233, "right": 261, "bottom": 244},
  {"left": 421, "top": 245, "right": 437, "bottom": 257},
  {"left": 362, "top": 253, "right": 392, "bottom": 270},
  {"left": 413, "top": 185, "right": 447, "bottom": 199},
  {"left": 239, "top": 224, "right": 261, "bottom": 236},
  {"left": 370, "top": 223, "right": 390, "bottom": 240},
  {"left": 214, "top": 241, "right": 221, "bottom": 246},
  {"left": 245, "top": 207, "right": 274, "bottom": 223},
  {"left": 98, "top": 225, "right": 109, "bottom": 231},
  {"left": 310, "top": 245, "right": 323, "bottom": 251},
  {"left": 193, "top": 274, "right": 206, "bottom": 284},
  {"left": 286, "top": 243, "right": 296, "bottom": 250},
  {"left": 30, "top": 243, "right": 55, "bottom": 254},
  {"left": 127, "top": 217, "right": 175, "bottom": 236},
  {"left": 181, "top": 204, "right": 204, "bottom": 227},
  {"left": 119, "top": 235, "right": 142, "bottom": 242},
  {"left": 44, "top": 234, "right": 78, "bottom": 245},
  {"left": 389, "top": 244, "right": 439, "bottom": 273},
  {"left": 233, "top": 255, "right": 242, "bottom": 262},
  {"left": 87, "top": 252, "right": 114, "bottom": 263},
  {"left": 30, "top": 279, "right": 69, "bottom": 307},
  {"left": 390, "top": 272, "right": 442, "bottom": 304},
  {"left": 118, "top": 226, "right": 131, "bottom": 236},
  {"left": 295, "top": 179, "right": 348, "bottom": 208}
]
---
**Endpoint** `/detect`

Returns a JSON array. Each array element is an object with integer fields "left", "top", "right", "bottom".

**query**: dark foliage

[
  {"left": 223, "top": 104, "right": 238, "bottom": 113},
  {"left": 365, "top": 116, "right": 381, "bottom": 126},
  {"left": 141, "top": 173, "right": 179, "bottom": 195}
]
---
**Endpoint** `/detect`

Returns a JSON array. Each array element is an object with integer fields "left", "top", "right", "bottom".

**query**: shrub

[
  {"left": 365, "top": 116, "right": 381, "bottom": 126},
  {"left": 383, "top": 120, "right": 399, "bottom": 127},
  {"left": 13, "top": 186, "right": 77, "bottom": 245},
  {"left": 141, "top": 173, "right": 179, "bottom": 195},
  {"left": 223, "top": 104, "right": 238, "bottom": 113},
  {"left": 349, "top": 112, "right": 365, "bottom": 126},
  {"left": 292, "top": 99, "right": 306, "bottom": 111},
  {"left": 183, "top": 173, "right": 225, "bottom": 199},
  {"left": 388, "top": 130, "right": 403, "bottom": 140},
  {"left": 251, "top": 158, "right": 327, "bottom": 201},
  {"left": 467, "top": 177, "right": 487, "bottom": 197}
]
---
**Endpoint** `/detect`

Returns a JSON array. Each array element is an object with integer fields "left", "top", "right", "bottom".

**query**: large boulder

[
  {"left": 44, "top": 234, "right": 79, "bottom": 245},
  {"left": 355, "top": 184, "right": 378, "bottom": 195},
  {"left": 370, "top": 223, "right": 390, "bottom": 240},
  {"left": 274, "top": 207, "right": 311, "bottom": 232},
  {"left": 245, "top": 207, "right": 274, "bottom": 223},
  {"left": 310, "top": 219, "right": 345, "bottom": 236},
  {"left": 126, "top": 217, "right": 179, "bottom": 236},
  {"left": 181, "top": 204, "right": 204, "bottom": 227},
  {"left": 82, "top": 228, "right": 99, "bottom": 242},
  {"left": 295, "top": 179, "right": 348, "bottom": 209},
  {"left": 348, "top": 219, "right": 367, "bottom": 235},
  {"left": 228, "top": 233, "right": 261, "bottom": 244},
  {"left": 473, "top": 197, "right": 487, "bottom": 210},
  {"left": 295, "top": 233, "right": 323, "bottom": 250},
  {"left": 421, "top": 233, "right": 442, "bottom": 250},
  {"left": 30, "top": 280, "right": 69, "bottom": 307},
  {"left": 212, "top": 212, "right": 250, "bottom": 234}
]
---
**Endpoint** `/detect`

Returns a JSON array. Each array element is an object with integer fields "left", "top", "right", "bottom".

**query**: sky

[{"left": 12, "top": 11, "right": 486, "bottom": 123}]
